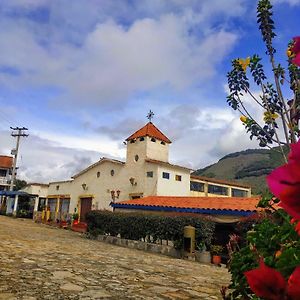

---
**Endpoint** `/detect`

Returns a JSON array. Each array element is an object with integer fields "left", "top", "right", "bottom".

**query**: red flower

[
  {"left": 291, "top": 36, "right": 300, "bottom": 67},
  {"left": 244, "top": 259, "right": 286, "bottom": 300},
  {"left": 288, "top": 266, "right": 300, "bottom": 299},
  {"left": 245, "top": 261, "right": 300, "bottom": 300},
  {"left": 290, "top": 218, "right": 300, "bottom": 235},
  {"left": 267, "top": 140, "right": 300, "bottom": 220},
  {"left": 295, "top": 222, "right": 300, "bottom": 235}
]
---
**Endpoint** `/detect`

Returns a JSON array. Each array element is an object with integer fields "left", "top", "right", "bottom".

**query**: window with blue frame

[
  {"left": 208, "top": 184, "right": 228, "bottom": 195},
  {"left": 190, "top": 181, "right": 205, "bottom": 192}
]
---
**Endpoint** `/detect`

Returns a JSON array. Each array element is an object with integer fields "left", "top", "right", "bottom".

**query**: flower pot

[
  {"left": 195, "top": 251, "right": 211, "bottom": 264},
  {"left": 212, "top": 255, "right": 222, "bottom": 265},
  {"left": 73, "top": 220, "right": 79, "bottom": 225}
]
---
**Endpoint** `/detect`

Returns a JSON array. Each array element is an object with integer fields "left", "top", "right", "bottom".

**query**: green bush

[
  {"left": 86, "top": 211, "right": 215, "bottom": 249},
  {"left": 226, "top": 210, "right": 300, "bottom": 299}
]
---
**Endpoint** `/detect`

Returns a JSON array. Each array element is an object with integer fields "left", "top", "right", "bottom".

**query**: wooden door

[{"left": 80, "top": 198, "right": 92, "bottom": 222}]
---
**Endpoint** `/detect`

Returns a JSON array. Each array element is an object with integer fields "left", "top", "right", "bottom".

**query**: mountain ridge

[{"left": 193, "top": 147, "right": 287, "bottom": 194}]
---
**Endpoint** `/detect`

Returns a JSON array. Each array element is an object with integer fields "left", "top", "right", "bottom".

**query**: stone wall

[{"left": 93, "top": 234, "right": 181, "bottom": 259}]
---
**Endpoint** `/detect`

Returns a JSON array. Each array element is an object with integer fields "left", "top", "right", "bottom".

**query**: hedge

[{"left": 86, "top": 210, "right": 215, "bottom": 249}]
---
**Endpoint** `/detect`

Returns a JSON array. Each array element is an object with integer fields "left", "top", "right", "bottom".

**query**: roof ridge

[
  {"left": 126, "top": 122, "right": 171, "bottom": 143},
  {"left": 71, "top": 157, "right": 125, "bottom": 179}
]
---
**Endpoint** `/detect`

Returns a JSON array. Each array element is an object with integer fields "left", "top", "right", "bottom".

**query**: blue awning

[
  {"left": 111, "top": 203, "right": 255, "bottom": 217},
  {"left": 0, "top": 191, "right": 36, "bottom": 197}
]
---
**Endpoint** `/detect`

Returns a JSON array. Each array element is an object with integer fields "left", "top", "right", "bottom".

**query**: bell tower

[{"left": 125, "top": 112, "right": 171, "bottom": 163}]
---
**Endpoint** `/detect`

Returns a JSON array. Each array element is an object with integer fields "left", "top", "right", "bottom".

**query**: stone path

[{"left": 0, "top": 216, "right": 230, "bottom": 299}]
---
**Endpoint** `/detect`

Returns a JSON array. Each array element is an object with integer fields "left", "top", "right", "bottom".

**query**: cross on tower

[{"left": 147, "top": 110, "right": 154, "bottom": 122}]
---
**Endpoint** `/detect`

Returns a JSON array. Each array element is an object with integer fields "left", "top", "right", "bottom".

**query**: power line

[{"left": 10, "top": 127, "right": 29, "bottom": 191}]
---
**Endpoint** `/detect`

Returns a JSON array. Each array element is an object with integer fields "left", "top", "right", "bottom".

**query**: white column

[
  {"left": 13, "top": 195, "right": 19, "bottom": 216},
  {"left": 228, "top": 187, "right": 232, "bottom": 197},
  {"left": 34, "top": 196, "right": 39, "bottom": 212},
  {"left": 247, "top": 189, "right": 252, "bottom": 198}
]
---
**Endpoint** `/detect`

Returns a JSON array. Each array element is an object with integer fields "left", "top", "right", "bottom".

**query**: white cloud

[
  {"left": 0, "top": 0, "right": 260, "bottom": 180},
  {"left": 0, "top": 2, "right": 239, "bottom": 108},
  {"left": 0, "top": 129, "right": 125, "bottom": 183}
]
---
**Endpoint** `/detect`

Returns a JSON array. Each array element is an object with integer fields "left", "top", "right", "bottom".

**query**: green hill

[{"left": 193, "top": 147, "right": 288, "bottom": 195}]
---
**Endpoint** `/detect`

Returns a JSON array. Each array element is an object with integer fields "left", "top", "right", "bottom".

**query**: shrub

[
  {"left": 226, "top": 210, "right": 300, "bottom": 299},
  {"left": 86, "top": 211, "right": 215, "bottom": 249}
]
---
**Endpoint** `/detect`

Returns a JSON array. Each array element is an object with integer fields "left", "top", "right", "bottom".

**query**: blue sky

[{"left": 0, "top": 0, "right": 299, "bottom": 183}]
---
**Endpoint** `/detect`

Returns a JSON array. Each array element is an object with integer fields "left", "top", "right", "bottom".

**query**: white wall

[
  {"left": 156, "top": 165, "right": 190, "bottom": 196},
  {"left": 126, "top": 136, "right": 169, "bottom": 163},
  {"left": 22, "top": 184, "right": 49, "bottom": 198}
]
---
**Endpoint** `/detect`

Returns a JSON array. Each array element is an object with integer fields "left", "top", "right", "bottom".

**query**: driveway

[{"left": 0, "top": 216, "right": 230, "bottom": 299}]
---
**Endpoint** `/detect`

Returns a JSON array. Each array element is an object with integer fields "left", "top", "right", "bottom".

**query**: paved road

[{"left": 0, "top": 216, "right": 230, "bottom": 299}]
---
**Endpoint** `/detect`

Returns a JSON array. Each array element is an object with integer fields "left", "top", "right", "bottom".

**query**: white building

[{"left": 37, "top": 122, "right": 251, "bottom": 223}]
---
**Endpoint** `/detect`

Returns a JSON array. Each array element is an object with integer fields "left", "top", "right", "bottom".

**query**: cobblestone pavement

[{"left": 0, "top": 216, "right": 230, "bottom": 300}]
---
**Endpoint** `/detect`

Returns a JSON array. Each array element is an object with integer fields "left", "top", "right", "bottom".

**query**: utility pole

[{"left": 9, "top": 127, "right": 29, "bottom": 191}]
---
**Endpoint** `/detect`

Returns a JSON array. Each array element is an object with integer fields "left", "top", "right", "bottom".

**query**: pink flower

[
  {"left": 279, "top": 185, "right": 300, "bottom": 220},
  {"left": 245, "top": 260, "right": 300, "bottom": 300},
  {"left": 267, "top": 140, "right": 300, "bottom": 220},
  {"left": 291, "top": 36, "right": 300, "bottom": 67},
  {"left": 289, "top": 141, "right": 300, "bottom": 163}
]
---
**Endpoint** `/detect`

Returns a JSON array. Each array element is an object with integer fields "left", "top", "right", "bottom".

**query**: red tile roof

[
  {"left": 126, "top": 122, "right": 171, "bottom": 144},
  {"left": 191, "top": 175, "right": 251, "bottom": 189},
  {"left": 0, "top": 156, "right": 13, "bottom": 169},
  {"left": 115, "top": 196, "right": 261, "bottom": 213}
]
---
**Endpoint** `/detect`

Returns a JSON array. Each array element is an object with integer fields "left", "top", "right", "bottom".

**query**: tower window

[
  {"left": 134, "top": 155, "right": 139, "bottom": 162},
  {"left": 139, "top": 137, "right": 145, "bottom": 141},
  {"left": 175, "top": 175, "right": 182, "bottom": 181},
  {"left": 111, "top": 169, "right": 115, "bottom": 176},
  {"left": 161, "top": 141, "right": 166, "bottom": 145},
  {"left": 96, "top": 171, "right": 100, "bottom": 178},
  {"left": 130, "top": 139, "right": 135, "bottom": 144},
  {"left": 162, "top": 172, "right": 170, "bottom": 179},
  {"left": 56, "top": 185, "right": 60, "bottom": 191},
  {"left": 151, "top": 138, "right": 156, "bottom": 142},
  {"left": 146, "top": 171, "right": 153, "bottom": 178}
]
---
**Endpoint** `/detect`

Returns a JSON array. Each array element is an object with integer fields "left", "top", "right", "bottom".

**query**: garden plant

[
  {"left": 86, "top": 211, "right": 215, "bottom": 251},
  {"left": 223, "top": 0, "right": 300, "bottom": 299}
]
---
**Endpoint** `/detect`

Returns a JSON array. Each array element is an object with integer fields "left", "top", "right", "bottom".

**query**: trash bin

[{"left": 183, "top": 225, "right": 195, "bottom": 254}]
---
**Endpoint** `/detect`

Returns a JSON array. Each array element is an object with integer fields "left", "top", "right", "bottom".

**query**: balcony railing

[{"left": 0, "top": 177, "right": 10, "bottom": 185}]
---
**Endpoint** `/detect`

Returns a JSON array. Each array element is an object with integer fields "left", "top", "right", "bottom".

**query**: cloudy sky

[{"left": 0, "top": 0, "right": 299, "bottom": 183}]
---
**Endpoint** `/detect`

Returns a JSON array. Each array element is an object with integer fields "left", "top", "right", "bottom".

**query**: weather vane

[{"left": 147, "top": 110, "right": 154, "bottom": 122}]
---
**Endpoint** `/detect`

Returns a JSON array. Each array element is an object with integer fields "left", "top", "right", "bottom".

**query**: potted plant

[
  {"left": 210, "top": 244, "right": 223, "bottom": 265},
  {"left": 195, "top": 241, "right": 211, "bottom": 264},
  {"left": 72, "top": 212, "right": 79, "bottom": 225}
]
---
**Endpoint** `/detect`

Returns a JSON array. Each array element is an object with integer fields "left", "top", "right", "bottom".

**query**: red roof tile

[
  {"left": 0, "top": 156, "right": 13, "bottom": 169},
  {"left": 126, "top": 122, "right": 171, "bottom": 144},
  {"left": 116, "top": 196, "right": 261, "bottom": 212}
]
